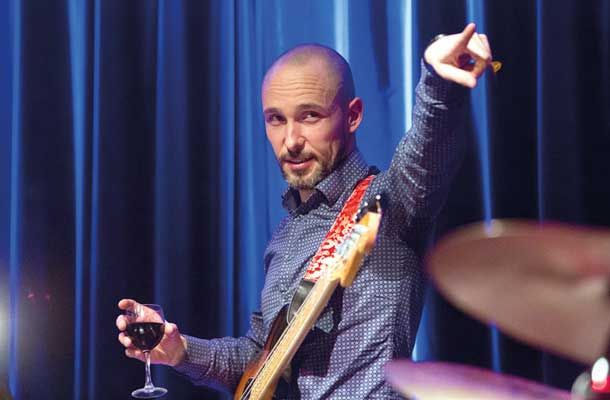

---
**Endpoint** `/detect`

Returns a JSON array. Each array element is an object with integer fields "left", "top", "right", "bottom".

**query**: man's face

[{"left": 262, "top": 61, "right": 350, "bottom": 191}]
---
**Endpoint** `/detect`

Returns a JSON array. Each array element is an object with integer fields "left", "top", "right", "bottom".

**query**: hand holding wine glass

[{"left": 117, "top": 300, "right": 187, "bottom": 398}]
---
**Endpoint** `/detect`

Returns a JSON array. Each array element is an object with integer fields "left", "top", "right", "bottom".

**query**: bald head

[
  {"left": 263, "top": 44, "right": 355, "bottom": 108},
  {"left": 261, "top": 44, "right": 364, "bottom": 200}
]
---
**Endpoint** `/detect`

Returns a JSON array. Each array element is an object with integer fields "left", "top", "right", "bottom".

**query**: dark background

[{"left": 0, "top": 0, "right": 608, "bottom": 399}]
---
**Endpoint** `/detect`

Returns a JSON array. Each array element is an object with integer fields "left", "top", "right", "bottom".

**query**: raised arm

[{"left": 382, "top": 23, "right": 493, "bottom": 237}]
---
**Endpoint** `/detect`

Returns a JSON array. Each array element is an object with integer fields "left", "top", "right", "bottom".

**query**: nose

[{"left": 284, "top": 122, "right": 304, "bottom": 154}]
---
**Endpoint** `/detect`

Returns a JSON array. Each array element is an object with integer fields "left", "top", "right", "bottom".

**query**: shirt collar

[{"left": 281, "top": 149, "right": 370, "bottom": 213}]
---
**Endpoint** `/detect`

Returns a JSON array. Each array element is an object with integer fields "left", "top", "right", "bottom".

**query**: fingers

[
  {"left": 466, "top": 37, "right": 492, "bottom": 79},
  {"left": 116, "top": 314, "right": 127, "bottom": 331},
  {"left": 117, "top": 299, "right": 139, "bottom": 330},
  {"left": 125, "top": 347, "right": 145, "bottom": 361},
  {"left": 118, "top": 332, "right": 144, "bottom": 361},
  {"left": 117, "top": 298, "right": 150, "bottom": 362},
  {"left": 470, "top": 33, "right": 492, "bottom": 60},
  {"left": 118, "top": 331, "right": 132, "bottom": 348},
  {"left": 424, "top": 23, "right": 494, "bottom": 87},
  {"left": 456, "top": 24, "right": 492, "bottom": 82},
  {"left": 456, "top": 23, "right": 477, "bottom": 48},
  {"left": 165, "top": 322, "right": 175, "bottom": 336},
  {"left": 118, "top": 330, "right": 147, "bottom": 361},
  {"left": 118, "top": 298, "right": 138, "bottom": 311},
  {"left": 477, "top": 34, "right": 491, "bottom": 54},
  {"left": 436, "top": 64, "right": 477, "bottom": 88}
]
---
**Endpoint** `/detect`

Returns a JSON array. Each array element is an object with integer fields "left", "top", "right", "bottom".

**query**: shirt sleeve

[
  {"left": 384, "top": 60, "right": 469, "bottom": 239},
  {"left": 172, "top": 310, "right": 266, "bottom": 393}
]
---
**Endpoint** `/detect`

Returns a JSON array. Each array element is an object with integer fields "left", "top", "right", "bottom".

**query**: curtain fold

[{"left": 1, "top": 0, "right": 608, "bottom": 398}]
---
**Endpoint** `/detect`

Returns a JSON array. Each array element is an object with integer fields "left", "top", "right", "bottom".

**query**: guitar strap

[{"left": 302, "top": 174, "right": 375, "bottom": 282}]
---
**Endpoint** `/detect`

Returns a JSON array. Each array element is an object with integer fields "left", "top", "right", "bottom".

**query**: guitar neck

[
  {"left": 237, "top": 208, "right": 381, "bottom": 400},
  {"left": 249, "top": 277, "right": 338, "bottom": 398}
]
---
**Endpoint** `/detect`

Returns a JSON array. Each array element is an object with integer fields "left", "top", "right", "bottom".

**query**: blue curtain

[{"left": 0, "top": 0, "right": 608, "bottom": 399}]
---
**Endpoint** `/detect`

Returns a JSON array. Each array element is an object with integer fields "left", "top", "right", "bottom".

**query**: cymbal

[
  {"left": 427, "top": 219, "right": 610, "bottom": 365},
  {"left": 385, "top": 360, "right": 574, "bottom": 399}
]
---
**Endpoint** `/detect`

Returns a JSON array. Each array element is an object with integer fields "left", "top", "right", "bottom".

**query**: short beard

[
  {"left": 280, "top": 144, "right": 348, "bottom": 191},
  {"left": 281, "top": 157, "right": 331, "bottom": 190}
]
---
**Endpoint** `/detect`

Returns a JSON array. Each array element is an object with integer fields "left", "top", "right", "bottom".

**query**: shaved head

[
  {"left": 261, "top": 43, "right": 363, "bottom": 200},
  {"left": 263, "top": 44, "right": 355, "bottom": 108}
]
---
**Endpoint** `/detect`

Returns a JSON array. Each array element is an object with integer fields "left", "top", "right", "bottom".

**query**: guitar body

[{"left": 234, "top": 307, "right": 289, "bottom": 400}]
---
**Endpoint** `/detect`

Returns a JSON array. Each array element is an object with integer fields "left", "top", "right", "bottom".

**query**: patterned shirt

[{"left": 174, "top": 62, "right": 467, "bottom": 399}]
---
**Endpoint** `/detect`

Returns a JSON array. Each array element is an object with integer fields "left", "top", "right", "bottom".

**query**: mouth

[{"left": 282, "top": 157, "right": 315, "bottom": 172}]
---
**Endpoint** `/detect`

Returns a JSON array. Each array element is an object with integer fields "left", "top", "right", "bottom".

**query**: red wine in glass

[
  {"left": 125, "top": 304, "right": 168, "bottom": 399},
  {"left": 126, "top": 322, "right": 165, "bottom": 351}
]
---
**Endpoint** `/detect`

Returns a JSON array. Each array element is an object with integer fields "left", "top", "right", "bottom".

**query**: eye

[
  {"left": 302, "top": 111, "right": 321, "bottom": 122},
  {"left": 266, "top": 113, "right": 286, "bottom": 125}
]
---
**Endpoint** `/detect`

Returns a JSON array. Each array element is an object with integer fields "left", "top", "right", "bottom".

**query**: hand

[
  {"left": 424, "top": 23, "right": 493, "bottom": 88},
  {"left": 116, "top": 299, "right": 187, "bottom": 367}
]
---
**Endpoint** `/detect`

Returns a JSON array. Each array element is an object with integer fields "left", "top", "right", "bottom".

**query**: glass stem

[{"left": 144, "top": 351, "right": 154, "bottom": 390}]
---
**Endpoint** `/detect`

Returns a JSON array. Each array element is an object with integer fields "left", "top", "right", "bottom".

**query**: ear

[{"left": 346, "top": 97, "right": 363, "bottom": 134}]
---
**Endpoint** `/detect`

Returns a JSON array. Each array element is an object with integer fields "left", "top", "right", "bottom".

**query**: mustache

[{"left": 279, "top": 150, "right": 316, "bottom": 162}]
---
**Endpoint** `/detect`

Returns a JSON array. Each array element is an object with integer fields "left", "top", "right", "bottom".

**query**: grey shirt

[{"left": 174, "top": 62, "right": 467, "bottom": 399}]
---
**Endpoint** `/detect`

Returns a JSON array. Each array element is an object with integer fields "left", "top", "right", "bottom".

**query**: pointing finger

[{"left": 456, "top": 23, "right": 477, "bottom": 48}]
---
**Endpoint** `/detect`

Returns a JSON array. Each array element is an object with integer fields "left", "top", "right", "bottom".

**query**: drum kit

[{"left": 385, "top": 220, "right": 610, "bottom": 399}]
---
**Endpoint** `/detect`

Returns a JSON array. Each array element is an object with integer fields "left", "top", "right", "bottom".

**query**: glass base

[{"left": 131, "top": 386, "right": 168, "bottom": 399}]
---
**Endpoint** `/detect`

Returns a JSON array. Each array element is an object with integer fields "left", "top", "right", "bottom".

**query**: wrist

[
  {"left": 169, "top": 335, "right": 188, "bottom": 367},
  {"left": 419, "top": 59, "right": 468, "bottom": 103},
  {"left": 424, "top": 34, "right": 446, "bottom": 65}
]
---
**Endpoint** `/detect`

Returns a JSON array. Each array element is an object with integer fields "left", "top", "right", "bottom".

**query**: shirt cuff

[
  {"left": 172, "top": 334, "right": 213, "bottom": 381},
  {"left": 419, "top": 59, "right": 469, "bottom": 104}
]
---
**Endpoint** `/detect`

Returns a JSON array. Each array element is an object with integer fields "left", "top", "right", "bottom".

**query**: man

[{"left": 117, "top": 23, "right": 492, "bottom": 398}]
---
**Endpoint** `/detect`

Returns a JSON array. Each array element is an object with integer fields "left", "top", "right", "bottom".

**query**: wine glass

[{"left": 124, "top": 303, "right": 168, "bottom": 398}]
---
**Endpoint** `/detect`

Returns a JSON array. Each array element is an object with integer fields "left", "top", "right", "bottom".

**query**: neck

[{"left": 298, "top": 189, "right": 314, "bottom": 202}]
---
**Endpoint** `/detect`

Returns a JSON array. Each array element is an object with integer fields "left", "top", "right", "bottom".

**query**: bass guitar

[{"left": 234, "top": 199, "right": 382, "bottom": 400}]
